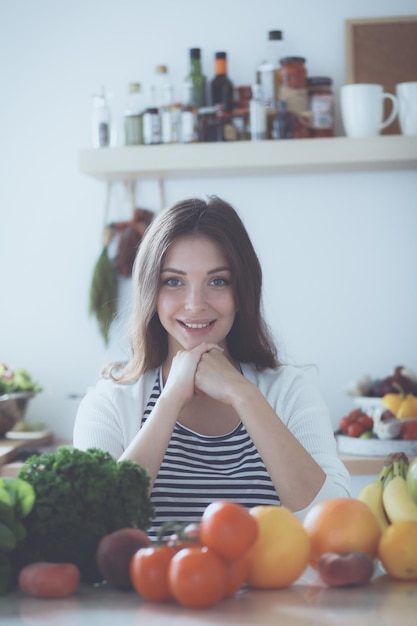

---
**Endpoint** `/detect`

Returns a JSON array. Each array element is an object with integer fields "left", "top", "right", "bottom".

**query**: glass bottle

[
  {"left": 210, "top": 52, "right": 234, "bottom": 113},
  {"left": 258, "top": 30, "right": 284, "bottom": 110},
  {"left": 152, "top": 64, "right": 172, "bottom": 109},
  {"left": 249, "top": 84, "right": 267, "bottom": 140},
  {"left": 307, "top": 76, "right": 335, "bottom": 138},
  {"left": 160, "top": 84, "right": 179, "bottom": 144},
  {"left": 186, "top": 48, "right": 206, "bottom": 110},
  {"left": 272, "top": 100, "right": 293, "bottom": 139},
  {"left": 142, "top": 107, "right": 161, "bottom": 144},
  {"left": 123, "top": 82, "right": 143, "bottom": 146},
  {"left": 180, "top": 80, "right": 197, "bottom": 143},
  {"left": 91, "top": 86, "right": 111, "bottom": 148}
]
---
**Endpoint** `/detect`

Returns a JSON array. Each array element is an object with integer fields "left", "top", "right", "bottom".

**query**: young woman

[{"left": 74, "top": 196, "right": 350, "bottom": 539}]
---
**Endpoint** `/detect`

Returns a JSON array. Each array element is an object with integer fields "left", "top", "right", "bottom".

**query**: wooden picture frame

[{"left": 345, "top": 15, "right": 417, "bottom": 134}]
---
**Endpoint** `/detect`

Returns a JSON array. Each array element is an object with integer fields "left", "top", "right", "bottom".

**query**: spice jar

[
  {"left": 280, "top": 57, "right": 307, "bottom": 89},
  {"left": 307, "top": 76, "right": 334, "bottom": 138},
  {"left": 278, "top": 57, "right": 309, "bottom": 138}
]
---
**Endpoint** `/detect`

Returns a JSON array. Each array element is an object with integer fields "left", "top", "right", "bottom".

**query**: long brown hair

[{"left": 108, "top": 196, "right": 279, "bottom": 382}]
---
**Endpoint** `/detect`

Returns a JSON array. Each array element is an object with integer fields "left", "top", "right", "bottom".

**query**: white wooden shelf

[{"left": 79, "top": 135, "right": 417, "bottom": 181}]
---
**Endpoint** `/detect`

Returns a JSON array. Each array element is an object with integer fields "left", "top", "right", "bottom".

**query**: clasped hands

[{"left": 163, "top": 343, "right": 243, "bottom": 407}]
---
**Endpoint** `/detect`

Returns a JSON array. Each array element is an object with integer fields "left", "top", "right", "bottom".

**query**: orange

[
  {"left": 303, "top": 498, "right": 381, "bottom": 566},
  {"left": 378, "top": 520, "right": 417, "bottom": 581},
  {"left": 246, "top": 505, "right": 310, "bottom": 588}
]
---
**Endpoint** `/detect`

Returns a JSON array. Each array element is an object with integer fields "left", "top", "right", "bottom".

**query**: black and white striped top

[{"left": 142, "top": 371, "right": 280, "bottom": 541}]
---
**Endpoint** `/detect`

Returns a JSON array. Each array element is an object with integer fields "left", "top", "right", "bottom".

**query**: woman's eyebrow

[
  {"left": 160, "top": 266, "right": 231, "bottom": 275},
  {"left": 208, "top": 266, "right": 231, "bottom": 274},
  {"left": 160, "top": 267, "right": 186, "bottom": 274}
]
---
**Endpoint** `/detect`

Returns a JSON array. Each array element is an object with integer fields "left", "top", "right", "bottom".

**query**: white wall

[{"left": 1, "top": 0, "right": 416, "bottom": 440}]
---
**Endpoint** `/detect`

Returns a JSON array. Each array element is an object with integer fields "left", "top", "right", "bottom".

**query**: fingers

[{"left": 192, "top": 342, "right": 224, "bottom": 357}]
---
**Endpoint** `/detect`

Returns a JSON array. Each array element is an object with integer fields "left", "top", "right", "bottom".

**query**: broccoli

[{"left": 16, "top": 447, "right": 154, "bottom": 582}]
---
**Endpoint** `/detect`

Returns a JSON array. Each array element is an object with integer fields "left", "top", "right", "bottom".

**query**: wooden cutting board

[{"left": 0, "top": 432, "right": 53, "bottom": 466}]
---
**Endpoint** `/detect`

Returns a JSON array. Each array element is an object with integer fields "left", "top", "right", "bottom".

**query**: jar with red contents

[
  {"left": 279, "top": 56, "right": 309, "bottom": 138},
  {"left": 280, "top": 57, "right": 307, "bottom": 89},
  {"left": 307, "top": 76, "right": 334, "bottom": 138}
]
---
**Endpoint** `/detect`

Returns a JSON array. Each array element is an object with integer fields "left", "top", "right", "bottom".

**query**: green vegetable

[
  {"left": 89, "top": 244, "right": 118, "bottom": 345},
  {"left": 0, "top": 477, "right": 36, "bottom": 594},
  {"left": 17, "top": 447, "right": 154, "bottom": 582},
  {"left": 0, "top": 364, "right": 42, "bottom": 396}
]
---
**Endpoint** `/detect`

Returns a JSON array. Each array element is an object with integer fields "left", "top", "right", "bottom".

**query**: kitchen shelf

[{"left": 79, "top": 135, "right": 417, "bottom": 181}]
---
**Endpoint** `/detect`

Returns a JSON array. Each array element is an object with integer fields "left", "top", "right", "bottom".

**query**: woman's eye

[
  {"left": 164, "top": 277, "right": 183, "bottom": 287},
  {"left": 210, "top": 277, "right": 229, "bottom": 286}
]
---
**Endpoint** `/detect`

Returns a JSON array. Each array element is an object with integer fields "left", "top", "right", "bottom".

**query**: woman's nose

[{"left": 184, "top": 285, "right": 208, "bottom": 311}]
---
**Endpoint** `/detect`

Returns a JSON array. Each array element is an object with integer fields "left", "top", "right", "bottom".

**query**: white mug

[
  {"left": 340, "top": 84, "right": 398, "bottom": 138},
  {"left": 396, "top": 81, "right": 417, "bottom": 136}
]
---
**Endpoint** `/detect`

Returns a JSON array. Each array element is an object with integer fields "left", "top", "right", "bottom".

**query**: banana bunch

[{"left": 358, "top": 452, "right": 417, "bottom": 530}]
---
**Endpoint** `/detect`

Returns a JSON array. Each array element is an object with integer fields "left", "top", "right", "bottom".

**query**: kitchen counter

[{"left": 1, "top": 569, "right": 415, "bottom": 625}]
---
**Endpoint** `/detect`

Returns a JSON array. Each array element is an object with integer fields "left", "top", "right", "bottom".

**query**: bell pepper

[
  {"left": 381, "top": 393, "right": 402, "bottom": 415},
  {"left": 397, "top": 394, "right": 417, "bottom": 419}
]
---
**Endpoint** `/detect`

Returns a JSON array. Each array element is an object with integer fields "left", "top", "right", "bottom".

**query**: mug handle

[{"left": 379, "top": 93, "right": 399, "bottom": 129}]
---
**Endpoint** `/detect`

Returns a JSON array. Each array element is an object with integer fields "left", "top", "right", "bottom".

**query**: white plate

[
  {"left": 5, "top": 430, "right": 51, "bottom": 440},
  {"left": 337, "top": 434, "right": 417, "bottom": 457}
]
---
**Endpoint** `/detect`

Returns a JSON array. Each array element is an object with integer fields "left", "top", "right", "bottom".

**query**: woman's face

[{"left": 156, "top": 234, "right": 237, "bottom": 357}]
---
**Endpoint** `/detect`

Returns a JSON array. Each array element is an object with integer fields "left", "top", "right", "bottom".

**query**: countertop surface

[{"left": 1, "top": 569, "right": 416, "bottom": 626}]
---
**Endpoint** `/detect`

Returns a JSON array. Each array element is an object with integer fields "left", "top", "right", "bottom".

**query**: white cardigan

[{"left": 73, "top": 363, "right": 351, "bottom": 519}]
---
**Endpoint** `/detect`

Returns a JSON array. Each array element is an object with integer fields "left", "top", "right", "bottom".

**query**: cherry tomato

[
  {"left": 356, "top": 414, "right": 374, "bottom": 430},
  {"left": 167, "top": 522, "right": 201, "bottom": 549},
  {"left": 200, "top": 501, "right": 258, "bottom": 561},
  {"left": 339, "top": 416, "right": 352, "bottom": 434},
  {"left": 129, "top": 545, "right": 178, "bottom": 602},
  {"left": 168, "top": 546, "right": 227, "bottom": 609},
  {"left": 346, "top": 422, "right": 365, "bottom": 437}
]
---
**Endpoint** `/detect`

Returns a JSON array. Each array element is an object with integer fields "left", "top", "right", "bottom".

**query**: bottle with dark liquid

[
  {"left": 186, "top": 48, "right": 206, "bottom": 110},
  {"left": 210, "top": 52, "right": 234, "bottom": 113}
]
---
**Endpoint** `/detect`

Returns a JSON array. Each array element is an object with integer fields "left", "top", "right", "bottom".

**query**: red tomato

[
  {"left": 129, "top": 545, "right": 178, "bottom": 602},
  {"left": 200, "top": 501, "right": 258, "bottom": 561},
  {"left": 18, "top": 562, "right": 80, "bottom": 598},
  {"left": 339, "top": 416, "right": 352, "bottom": 434},
  {"left": 223, "top": 554, "right": 250, "bottom": 597},
  {"left": 400, "top": 420, "right": 417, "bottom": 440},
  {"left": 168, "top": 546, "right": 227, "bottom": 609},
  {"left": 346, "top": 422, "right": 365, "bottom": 437},
  {"left": 356, "top": 414, "right": 374, "bottom": 430}
]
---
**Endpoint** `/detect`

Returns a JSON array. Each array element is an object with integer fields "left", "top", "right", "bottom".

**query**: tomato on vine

[
  {"left": 168, "top": 546, "right": 227, "bottom": 609},
  {"left": 200, "top": 501, "right": 258, "bottom": 561},
  {"left": 129, "top": 544, "right": 178, "bottom": 602}
]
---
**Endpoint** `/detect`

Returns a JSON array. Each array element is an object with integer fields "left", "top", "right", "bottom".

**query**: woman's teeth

[{"left": 183, "top": 322, "right": 211, "bottom": 329}]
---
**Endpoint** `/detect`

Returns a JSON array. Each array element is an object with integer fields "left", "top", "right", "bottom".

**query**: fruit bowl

[
  {"left": 352, "top": 396, "right": 383, "bottom": 415},
  {"left": 0, "top": 392, "right": 37, "bottom": 436},
  {"left": 336, "top": 434, "right": 417, "bottom": 457}
]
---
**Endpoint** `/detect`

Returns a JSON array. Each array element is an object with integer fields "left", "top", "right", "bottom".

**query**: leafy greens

[{"left": 17, "top": 447, "right": 154, "bottom": 582}]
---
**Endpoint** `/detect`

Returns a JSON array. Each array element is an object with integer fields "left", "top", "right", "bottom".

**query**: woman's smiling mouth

[{"left": 180, "top": 321, "right": 214, "bottom": 329}]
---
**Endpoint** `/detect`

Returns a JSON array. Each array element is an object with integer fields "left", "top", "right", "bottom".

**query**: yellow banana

[
  {"left": 357, "top": 465, "right": 391, "bottom": 532},
  {"left": 382, "top": 456, "right": 417, "bottom": 523}
]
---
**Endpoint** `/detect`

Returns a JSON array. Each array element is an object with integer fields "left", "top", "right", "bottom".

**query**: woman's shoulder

[
  {"left": 89, "top": 367, "right": 159, "bottom": 403},
  {"left": 240, "top": 362, "right": 321, "bottom": 399},
  {"left": 241, "top": 362, "right": 308, "bottom": 385}
]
